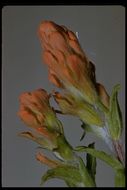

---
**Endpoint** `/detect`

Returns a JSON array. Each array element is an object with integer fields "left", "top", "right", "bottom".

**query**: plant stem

[{"left": 115, "top": 168, "right": 125, "bottom": 187}]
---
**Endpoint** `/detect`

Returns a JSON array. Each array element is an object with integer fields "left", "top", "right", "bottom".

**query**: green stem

[
  {"left": 78, "top": 157, "right": 96, "bottom": 187},
  {"left": 115, "top": 168, "right": 125, "bottom": 187}
]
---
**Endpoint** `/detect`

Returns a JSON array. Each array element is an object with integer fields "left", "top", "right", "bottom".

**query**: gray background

[{"left": 2, "top": 6, "right": 125, "bottom": 187}]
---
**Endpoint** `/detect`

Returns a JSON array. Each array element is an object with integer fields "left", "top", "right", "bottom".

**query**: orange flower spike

[
  {"left": 18, "top": 89, "right": 63, "bottom": 134},
  {"left": 38, "top": 21, "right": 99, "bottom": 105}
]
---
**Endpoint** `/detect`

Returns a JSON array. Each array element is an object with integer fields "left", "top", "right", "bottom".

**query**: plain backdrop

[{"left": 2, "top": 6, "right": 125, "bottom": 187}]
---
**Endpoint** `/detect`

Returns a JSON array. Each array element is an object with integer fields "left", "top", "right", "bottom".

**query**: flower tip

[
  {"left": 36, "top": 152, "right": 59, "bottom": 168},
  {"left": 38, "top": 20, "right": 58, "bottom": 35}
]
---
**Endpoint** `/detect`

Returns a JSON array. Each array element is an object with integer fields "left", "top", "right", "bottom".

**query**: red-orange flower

[
  {"left": 18, "top": 88, "right": 63, "bottom": 136},
  {"left": 38, "top": 21, "right": 110, "bottom": 126},
  {"left": 38, "top": 21, "right": 98, "bottom": 105},
  {"left": 18, "top": 88, "right": 74, "bottom": 160}
]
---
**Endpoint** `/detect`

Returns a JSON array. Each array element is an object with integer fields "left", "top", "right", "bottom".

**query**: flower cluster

[
  {"left": 18, "top": 20, "right": 124, "bottom": 187},
  {"left": 18, "top": 89, "right": 74, "bottom": 161},
  {"left": 38, "top": 21, "right": 109, "bottom": 127},
  {"left": 18, "top": 89, "right": 85, "bottom": 186}
]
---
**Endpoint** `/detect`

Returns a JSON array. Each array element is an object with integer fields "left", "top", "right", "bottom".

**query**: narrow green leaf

[
  {"left": 86, "top": 143, "right": 96, "bottom": 182},
  {"left": 40, "top": 165, "right": 82, "bottom": 187},
  {"left": 115, "top": 169, "right": 125, "bottom": 187},
  {"left": 75, "top": 146, "right": 123, "bottom": 170},
  {"left": 108, "top": 84, "right": 123, "bottom": 140},
  {"left": 78, "top": 157, "right": 96, "bottom": 187}
]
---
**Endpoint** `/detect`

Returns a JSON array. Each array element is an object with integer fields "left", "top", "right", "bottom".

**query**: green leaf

[
  {"left": 108, "top": 84, "right": 123, "bottom": 140},
  {"left": 78, "top": 157, "right": 96, "bottom": 187},
  {"left": 75, "top": 146, "right": 123, "bottom": 170},
  {"left": 40, "top": 165, "right": 82, "bottom": 187},
  {"left": 115, "top": 169, "right": 125, "bottom": 187},
  {"left": 86, "top": 143, "right": 96, "bottom": 182}
]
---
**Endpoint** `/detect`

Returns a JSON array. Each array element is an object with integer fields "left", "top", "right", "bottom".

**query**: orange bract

[{"left": 36, "top": 152, "right": 61, "bottom": 168}]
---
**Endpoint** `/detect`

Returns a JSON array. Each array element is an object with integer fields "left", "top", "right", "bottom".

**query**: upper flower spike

[{"left": 38, "top": 21, "right": 98, "bottom": 105}]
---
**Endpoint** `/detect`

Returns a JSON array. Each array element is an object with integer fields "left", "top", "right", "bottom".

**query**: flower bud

[{"left": 18, "top": 88, "right": 63, "bottom": 134}]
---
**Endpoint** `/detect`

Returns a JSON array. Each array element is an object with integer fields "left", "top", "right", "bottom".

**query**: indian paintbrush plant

[{"left": 18, "top": 21, "right": 125, "bottom": 187}]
